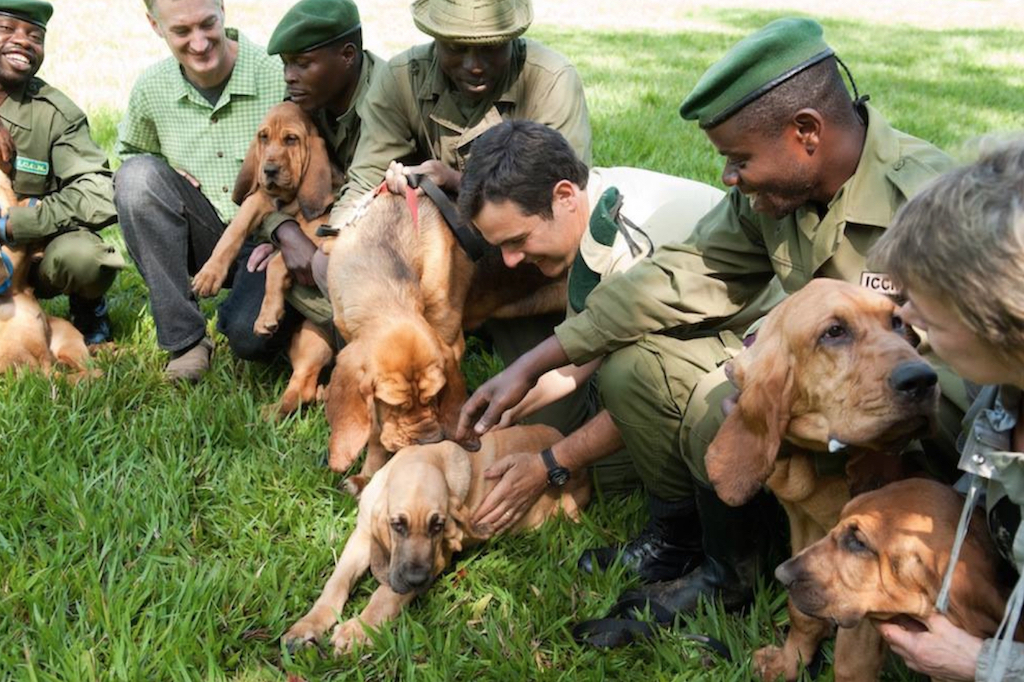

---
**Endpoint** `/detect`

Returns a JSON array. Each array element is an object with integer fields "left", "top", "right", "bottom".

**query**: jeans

[{"left": 115, "top": 155, "right": 300, "bottom": 360}]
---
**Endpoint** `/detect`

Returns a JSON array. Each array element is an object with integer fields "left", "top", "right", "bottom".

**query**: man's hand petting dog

[
  {"left": 246, "top": 221, "right": 318, "bottom": 288},
  {"left": 457, "top": 364, "right": 535, "bottom": 440},
  {"left": 472, "top": 450, "right": 549, "bottom": 537},
  {"left": 385, "top": 159, "right": 461, "bottom": 195},
  {"left": 878, "top": 613, "right": 983, "bottom": 681}
]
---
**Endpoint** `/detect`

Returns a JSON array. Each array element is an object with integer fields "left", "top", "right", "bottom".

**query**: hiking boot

[
  {"left": 165, "top": 337, "right": 213, "bottom": 383},
  {"left": 69, "top": 295, "right": 112, "bottom": 345},
  {"left": 578, "top": 495, "right": 704, "bottom": 583}
]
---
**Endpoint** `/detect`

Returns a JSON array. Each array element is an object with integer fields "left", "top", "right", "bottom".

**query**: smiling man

[
  {"left": 115, "top": 0, "right": 290, "bottom": 383},
  {"left": 0, "top": 0, "right": 121, "bottom": 345},
  {"left": 458, "top": 18, "right": 969, "bottom": 636}
]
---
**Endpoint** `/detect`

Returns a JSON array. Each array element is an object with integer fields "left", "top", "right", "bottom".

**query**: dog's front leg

[
  {"left": 754, "top": 600, "right": 833, "bottom": 681},
  {"left": 330, "top": 583, "right": 416, "bottom": 655},
  {"left": 192, "top": 193, "right": 274, "bottom": 297},
  {"left": 833, "top": 621, "right": 885, "bottom": 682},
  {"left": 282, "top": 529, "right": 371, "bottom": 650}
]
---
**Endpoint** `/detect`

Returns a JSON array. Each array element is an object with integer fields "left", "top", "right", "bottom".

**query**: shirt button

[
  {"left": 217, "top": 151, "right": 223, "bottom": 158},
  {"left": 222, "top": 186, "right": 229, "bottom": 193},
  {"left": 972, "top": 453, "right": 986, "bottom": 465},
  {"left": 211, "top": 116, "right": 218, "bottom": 124}
]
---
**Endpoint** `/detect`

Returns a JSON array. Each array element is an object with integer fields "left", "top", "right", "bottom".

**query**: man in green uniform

[
  {"left": 325, "top": 0, "right": 594, "bottom": 436},
  {"left": 247, "top": 0, "right": 380, "bottom": 331},
  {"left": 461, "top": 17, "right": 966, "bottom": 624},
  {"left": 0, "top": 0, "right": 121, "bottom": 345}
]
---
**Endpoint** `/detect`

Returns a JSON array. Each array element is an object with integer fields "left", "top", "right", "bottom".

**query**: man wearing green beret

[
  {"left": 461, "top": 17, "right": 968, "bottom": 627},
  {"left": 245, "top": 0, "right": 381, "bottom": 333},
  {"left": 116, "top": 0, "right": 291, "bottom": 383},
  {"left": 321, "top": 0, "right": 593, "bottom": 437},
  {"left": 0, "top": 0, "right": 122, "bottom": 345}
]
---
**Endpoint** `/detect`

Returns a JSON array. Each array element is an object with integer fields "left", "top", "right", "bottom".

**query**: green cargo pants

[{"left": 34, "top": 229, "right": 124, "bottom": 300}]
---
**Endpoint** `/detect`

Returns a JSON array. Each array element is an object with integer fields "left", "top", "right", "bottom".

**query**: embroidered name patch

[
  {"left": 15, "top": 157, "right": 49, "bottom": 176},
  {"left": 860, "top": 271, "right": 898, "bottom": 295}
]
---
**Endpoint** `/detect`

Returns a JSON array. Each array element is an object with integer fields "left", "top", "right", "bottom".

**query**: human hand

[
  {"left": 457, "top": 365, "right": 536, "bottom": 440},
  {"left": 877, "top": 612, "right": 982, "bottom": 681},
  {"left": 246, "top": 242, "right": 277, "bottom": 273},
  {"left": 384, "top": 160, "right": 459, "bottom": 195},
  {"left": 176, "top": 168, "right": 201, "bottom": 189},
  {"left": 275, "top": 220, "right": 316, "bottom": 287},
  {"left": 471, "top": 451, "right": 548, "bottom": 537}
]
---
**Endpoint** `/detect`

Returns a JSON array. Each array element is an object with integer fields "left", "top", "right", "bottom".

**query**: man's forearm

[
  {"left": 549, "top": 410, "right": 623, "bottom": 473},
  {"left": 513, "top": 334, "right": 572, "bottom": 383}
]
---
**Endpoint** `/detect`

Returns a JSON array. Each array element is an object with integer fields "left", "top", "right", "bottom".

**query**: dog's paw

[
  {"left": 330, "top": 618, "right": 370, "bottom": 656},
  {"left": 253, "top": 315, "right": 279, "bottom": 337},
  {"left": 341, "top": 475, "right": 368, "bottom": 497},
  {"left": 282, "top": 620, "right": 321, "bottom": 653},
  {"left": 753, "top": 645, "right": 798, "bottom": 682},
  {"left": 192, "top": 265, "right": 227, "bottom": 298}
]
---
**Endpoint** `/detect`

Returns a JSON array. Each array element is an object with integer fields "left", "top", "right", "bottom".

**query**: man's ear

[
  {"left": 792, "top": 108, "right": 823, "bottom": 154},
  {"left": 705, "top": 341, "right": 794, "bottom": 506},
  {"left": 551, "top": 179, "right": 579, "bottom": 214},
  {"left": 146, "top": 11, "right": 163, "bottom": 38}
]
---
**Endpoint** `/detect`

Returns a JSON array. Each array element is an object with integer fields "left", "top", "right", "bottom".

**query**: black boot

[
  {"left": 577, "top": 494, "right": 704, "bottom": 583},
  {"left": 69, "top": 295, "right": 112, "bottom": 345},
  {"left": 613, "top": 484, "right": 773, "bottom": 622}
]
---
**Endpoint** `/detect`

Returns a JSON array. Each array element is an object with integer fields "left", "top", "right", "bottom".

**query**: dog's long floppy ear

[
  {"left": 297, "top": 133, "right": 335, "bottom": 221},
  {"left": 326, "top": 341, "right": 375, "bottom": 472},
  {"left": 443, "top": 494, "right": 469, "bottom": 556},
  {"left": 437, "top": 343, "right": 478, "bottom": 451},
  {"left": 368, "top": 494, "right": 392, "bottom": 585},
  {"left": 705, "top": 345, "right": 794, "bottom": 506},
  {"left": 232, "top": 133, "right": 262, "bottom": 206}
]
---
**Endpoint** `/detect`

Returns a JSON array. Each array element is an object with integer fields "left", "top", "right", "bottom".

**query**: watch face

[{"left": 549, "top": 467, "right": 570, "bottom": 487}]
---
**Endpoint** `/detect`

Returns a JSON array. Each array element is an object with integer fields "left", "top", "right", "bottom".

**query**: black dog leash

[{"left": 406, "top": 173, "right": 488, "bottom": 262}]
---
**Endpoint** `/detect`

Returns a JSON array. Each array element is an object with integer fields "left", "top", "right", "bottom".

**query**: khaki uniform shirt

[
  {"left": 555, "top": 105, "right": 955, "bottom": 364},
  {"left": 2, "top": 78, "right": 115, "bottom": 243},
  {"left": 329, "top": 38, "right": 591, "bottom": 227}
]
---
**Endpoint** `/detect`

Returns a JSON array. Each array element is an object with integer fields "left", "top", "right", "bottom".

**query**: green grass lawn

[{"left": 3, "top": 11, "right": 1023, "bottom": 681}]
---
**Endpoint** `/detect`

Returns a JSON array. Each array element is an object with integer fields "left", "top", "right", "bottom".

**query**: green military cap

[
  {"left": 267, "top": 0, "right": 361, "bottom": 56},
  {"left": 412, "top": 0, "right": 532, "bottom": 45},
  {"left": 680, "top": 17, "right": 834, "bottom": 129},
  {"left": 0, "top": 0, "right": 53, "bottom": 29}
]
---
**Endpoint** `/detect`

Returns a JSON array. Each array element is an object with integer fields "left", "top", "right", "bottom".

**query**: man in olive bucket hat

[{"left": 297, "top": 0, "right": 596, "bottom": 438}]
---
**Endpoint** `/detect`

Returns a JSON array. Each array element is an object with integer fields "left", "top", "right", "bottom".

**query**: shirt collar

[
  {"left": 419, "top": 38, "right": 525, "bottom": 106},
  {"left": 173, "top": 29, "right": 258, "bottom": 108},
  {"left": 0, "top": 77, "right": 40, "bottom": 130}
]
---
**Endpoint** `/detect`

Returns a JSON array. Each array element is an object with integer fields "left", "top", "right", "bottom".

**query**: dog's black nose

[
  {"left": 401, "top": 566, "right": 431, "bottom": 588},
  {"left": 263, "top": 164, "right": 280, "bottom": 178},
  {"left": 889, "top": 361, "right": 938, "bottom": 400}
]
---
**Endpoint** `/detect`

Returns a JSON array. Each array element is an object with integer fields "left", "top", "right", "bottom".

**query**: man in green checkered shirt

[{"left": 115, "top": 0, "right": 294, "bottom": 383}]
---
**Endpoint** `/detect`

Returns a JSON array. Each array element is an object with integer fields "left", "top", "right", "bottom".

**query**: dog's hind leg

[
  {"left": 254, "top": 254, "right": 291, "bottom": 337},
  {"left": 48, "top": 317, "right": 92, "bottom": 376},
  {"left": 282, "top": 529, "right": 372, "bottom": 650},
  {"left": 272, "top": 320, "right": 333, "bottom": 418},
  {"left": 330, "top": 583, "right": 416, "bottom": 655}
]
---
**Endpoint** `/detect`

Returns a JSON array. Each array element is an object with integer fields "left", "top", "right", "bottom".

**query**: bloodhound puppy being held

[
  {"left": 0, "top": 166, "right": 91, "bottom": 377},
  {"left": 282, "top": 424, "right": 590, "bottom": 654},
  {"left": 704, "top": 279, "right": 940, "bottom": 681},
  {"left": 191, "top": 101, "right": 337, "bottom": 416},
  {"left": 776, "top": 478, "right": 1021, "bottom": 681}
]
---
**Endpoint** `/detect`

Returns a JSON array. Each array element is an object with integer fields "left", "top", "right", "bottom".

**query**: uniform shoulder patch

[{"left": 15, "top": 156, "right": 49, "bottom": 176}]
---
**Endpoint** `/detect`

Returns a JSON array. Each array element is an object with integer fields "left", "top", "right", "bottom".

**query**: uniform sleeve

[
  {"left": 526, "top": 63, "right": 591, "bottom": 166},
  {"left": 8, "top": 111, "right": 115, "bottom": 241},
  {"left": 554, "top": 191, "right": 778, "bottom": 364},
  {"left": 116, "top": 81, "right": 162, "bottom": 161},
  {"left": 976, "top": 639, "right": 1024, "bottom": 681},
  {"left": 327, "top": 64, "right": 415, "bottom": 228}
]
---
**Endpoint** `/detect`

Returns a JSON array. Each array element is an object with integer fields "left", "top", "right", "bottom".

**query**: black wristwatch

[{"left": 540, "top": 448, "right": 570, "bottom": 487}]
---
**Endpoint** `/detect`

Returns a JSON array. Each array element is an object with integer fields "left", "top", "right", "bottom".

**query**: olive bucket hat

[{"left": 411, "top": 0, "right": 533, "bottom": 45}]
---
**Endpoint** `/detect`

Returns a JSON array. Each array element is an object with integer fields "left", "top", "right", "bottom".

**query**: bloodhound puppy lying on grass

[
  {"left": 282, "top": 424, "right": 590, "bottom": 654},
  {"left": 704, "top": 279, "right": 941, "bottom": 681},
  {"left": 191, "top": 101, "right": 337, "bottom": 417},
  {"left": 778, "top": 478, "right": 1021, "bottom": 681}
]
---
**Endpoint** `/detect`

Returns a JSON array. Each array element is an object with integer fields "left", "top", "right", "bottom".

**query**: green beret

[
  {"left": 0, "top": 0, "right": 53, "bottom": 29},
  {"left": 680, "top": 17, "right": 834, "bottom": 129},
  {"left": 268, "top": 0, "right": 361, "bottom": 56},
  {"left": 412, "top": 0, "right": 532, "bottom": 45}
]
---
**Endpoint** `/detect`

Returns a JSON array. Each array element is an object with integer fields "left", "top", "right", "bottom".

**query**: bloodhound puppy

[
  {"left": 191, "top": 101, "right": 337, "bottom": 417},
  {"left": 704, "top": 279, "right": 940, "bottom": 681},
  {"left": 0, "top": 164, "right": 91, "bottom": 377},
  {"left": 282, "top": 424, "right": 590, "bottom": 654},
  {"left": 777, "top": 478, "right": 1020, "bottom": 680}
]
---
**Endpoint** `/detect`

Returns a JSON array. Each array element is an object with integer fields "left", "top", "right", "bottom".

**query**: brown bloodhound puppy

[
  {"left": 0, "top": 165, "right": 91, "bottom": 377},
  {"left": 282, "top": 424, "right": 590, "bottom": 654},
  {"left": 191, "top": 101, "right": 337, "bottom": 417},
  {"left": 777, "top": 478, "right": 1021, "bottom": 680},
  {"left": 704, "top": 279, "right": 941, "bottom": 681}
]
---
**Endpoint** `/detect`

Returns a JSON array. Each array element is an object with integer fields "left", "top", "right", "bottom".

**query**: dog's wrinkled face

[
  {"left": 372, "top": 322, "right": 455, "bottom": 453},
  {"left": 377, "top": 461, "right": 459, "bottom": 594},
  {"left": 253, "top": 101, "right": 314, "bottom": 198},
  {"left": 707, "top": 280, "right": 940, "bottom": 506}
]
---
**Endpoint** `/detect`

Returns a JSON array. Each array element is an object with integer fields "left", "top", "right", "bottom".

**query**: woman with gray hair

[{"left": 870, "top": 139, "right": 1024, "bottom": 681}]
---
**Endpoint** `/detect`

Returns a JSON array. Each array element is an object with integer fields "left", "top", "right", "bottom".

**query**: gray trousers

[{"left": 115, "top": 155, "right": 301, "bottom": 358}]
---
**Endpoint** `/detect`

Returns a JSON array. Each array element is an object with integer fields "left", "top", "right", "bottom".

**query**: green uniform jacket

[
  {"left": 329, "top": 37, "right": 591, "bottom": 227},
  {"left": 1, "top": 78, "right": 115, "bottom": 243},
  {"left": 555, "top": 105, "right": 954, "bottom": 364}
]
